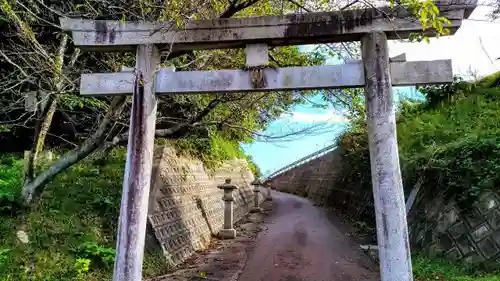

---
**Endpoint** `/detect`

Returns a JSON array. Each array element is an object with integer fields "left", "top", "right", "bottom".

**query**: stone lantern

[
  {"left": 217, "top": 178, "right": 238, "bottom": 239},
  {"left": 263, "top": 180, "right": 273, "bottom": 201},
  {"left": 250, "top": 179, "right": 263, "bottom": 213}
]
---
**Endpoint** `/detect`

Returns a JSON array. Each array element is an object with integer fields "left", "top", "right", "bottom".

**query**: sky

[{"left": 241, "top": 4, "right": 500, "bottom": 177}]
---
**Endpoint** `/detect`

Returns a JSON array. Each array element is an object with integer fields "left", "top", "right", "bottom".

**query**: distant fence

[{"left": 264, "top": 143, "right": 338, "bottom": 181}]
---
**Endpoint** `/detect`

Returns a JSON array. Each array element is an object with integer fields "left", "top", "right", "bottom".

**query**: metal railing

[{"left": 264, "top": 143, "right": 338, "bottom": 181}]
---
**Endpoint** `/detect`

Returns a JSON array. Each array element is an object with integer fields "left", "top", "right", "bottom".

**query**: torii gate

[{"left": 60, "top": 2, "right": 475, "bottom": 281}]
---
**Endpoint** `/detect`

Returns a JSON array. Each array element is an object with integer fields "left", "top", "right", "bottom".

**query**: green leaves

[
  {"left": 0, "top": 248, "right": 10, "bottom": 268},
  {"left": 336, "top": 74, "right": 500, "bottom": 225},
  {"left": 76, "top": 241, "right": 115, "bottom": 268},
  {"left": 73, "top": 258, "right": 91, "bottom": 279},
  {"left": 0, "top": 156, "right": 23, "bottom": 212},
  {"left": 390, "top": 0, "right": 452, "bottom": 43}
]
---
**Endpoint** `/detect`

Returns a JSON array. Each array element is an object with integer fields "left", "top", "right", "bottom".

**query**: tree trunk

[
  {"left": 21, "top": 96, "right": 127, "bottom": 206},
  {"left": 24, "top": 34, "right": 71, "bottom": 184},
  {"left": 24, "top": 94, "right": 58, "bottom": 184}
]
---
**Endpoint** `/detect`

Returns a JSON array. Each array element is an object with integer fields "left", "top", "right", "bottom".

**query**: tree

[
  {"left": 485, "top": 0, "right": 500, "bottom": 19},
  {"left": 0, "top": 0, "right": 327, "bottom": 206},
  {"left": 0, "top": 0, "right": 459, "bottom": 206}
]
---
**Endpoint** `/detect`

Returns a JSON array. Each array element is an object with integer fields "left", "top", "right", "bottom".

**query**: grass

[
  {"left": 0, "top": 136, "right": 260, "bottom": 281},
  {"left": 413, "top": 256, "right": 500, "bottom": 281},
  {"left": 0, "top": 149, "right": 168, "bottom": 281}
]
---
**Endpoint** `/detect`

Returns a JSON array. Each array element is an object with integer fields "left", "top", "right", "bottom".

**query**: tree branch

[
  {"left": 102, "top": 97, "right": 221, "bottom": 150},
  {"left": 220, "top": 0, "right": 261, "bottom": 18},
  {"left": 167, "top": 0, "right": 260, "bottom": 60},
  {"left": 21, "top": 96, "right": 127, "bottom": 206},
  {"left": 24, "top": 33, "right": 70, "bottom": 184}
]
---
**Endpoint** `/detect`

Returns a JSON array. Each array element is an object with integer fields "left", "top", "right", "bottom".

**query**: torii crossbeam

[
  {"left": 81, "top": 59, "right": 452, "bottom": 96},
  {"left": 60, "top": 1, "right": 476, "bottom": 281},
  {"left": 60, "top": 1, "right": 474, "bottom": 52}
]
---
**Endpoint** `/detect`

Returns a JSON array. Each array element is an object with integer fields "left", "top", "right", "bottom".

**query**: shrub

[
  {"left": 333, "top": 73, "right": 500, "bottom": 224},
  {"left": 76, "top": 241, "right": 115, "bottom": 268},
  {"left": 0, "top": 156, "right": 23, "bottom": 213}
]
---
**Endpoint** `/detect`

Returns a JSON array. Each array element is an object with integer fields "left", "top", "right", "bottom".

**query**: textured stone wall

[
  {"left": 409, "top": 190, "right": 500, "bottom": 267},
  {"left": 147, "top": 146, "right": 262, "bottom": 266}
]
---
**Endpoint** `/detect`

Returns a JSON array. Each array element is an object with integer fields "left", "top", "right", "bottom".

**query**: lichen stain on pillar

[
  {"left": 94, "top": 20, "right": 116, "bottom": 44},
  {"left": 362, "top": 33, "right": 392, "bottom": 118}
]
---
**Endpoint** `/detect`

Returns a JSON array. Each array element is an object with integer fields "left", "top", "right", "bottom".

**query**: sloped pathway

[{"left": 237, "top": 192, "right": 379, "bottom": 281}]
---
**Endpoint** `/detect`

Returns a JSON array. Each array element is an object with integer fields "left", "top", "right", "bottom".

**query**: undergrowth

[
  {"left": 0, "top": 150, "right": 139, "bottom": 281},
  {"left": 413, "top": 256, "right": 500, "bottom": 281},
  {"left": 0, "top": 155, "right": 23, "bottom": 214},
  {"left": 164, "top": 131, "right": 262, "bottom": 177},
  {"left": 335, "top": 73, "right": 500, "bottom": 276},
  {"left": 336, "top": 74, "right": 500, "bottom": 219},
  {"left": 0, "top": 133, "right": 260, "bottom": 280}
]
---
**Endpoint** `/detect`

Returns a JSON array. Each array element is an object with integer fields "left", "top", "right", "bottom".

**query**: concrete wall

[
  {"left": 270, "top": 148, "right": 343, "bottom": 205},
  {"left": 269, "top": 147, "right": 500, "bottom": 268},
  {"left": 146, "top": 146, "right": 262, "bottom": 266},
  {"left": 270, "top": 147, "right": 373, "bottom": 221}
]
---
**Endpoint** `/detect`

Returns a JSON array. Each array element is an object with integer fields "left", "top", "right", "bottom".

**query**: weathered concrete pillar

[
  {"left": 113, "top": 44, "right": 160, "bottom": 281},
  {"left": 361, "top": 31, "right": 413, "bottom": 281},
  {"left": 217, "top": 178, "right": 238, "bottom": 239},
  {"left": 250, "top": 180, "right": 262, "bottom": 212}
]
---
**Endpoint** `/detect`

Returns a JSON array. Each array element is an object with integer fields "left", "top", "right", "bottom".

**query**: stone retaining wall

[
  {"left": 270, "top": 148, "right": 343, "bottom": 206},
  {"left": 409, "top": 190, "right": 500, "bottom": 267},
  {"left": 147, "top": 146, "right": 262, "bottom": 266}
]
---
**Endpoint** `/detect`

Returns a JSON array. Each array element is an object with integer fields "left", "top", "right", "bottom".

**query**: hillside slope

[
  {"left": 335, "top": 74, "right": 500, "bottom": 279},
  {"left": 0, "top": 151, "right": 143, "bottom": 281},
  {"left": 0, "top": 136, "right": 259, "bottom": 281},
  {"left": 338, "top": 74, "right": 500, "bottom": 212}
]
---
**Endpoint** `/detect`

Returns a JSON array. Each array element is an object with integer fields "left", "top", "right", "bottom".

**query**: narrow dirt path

[{"left": 237, "top": 192, "right": 379, "bottom": 281}]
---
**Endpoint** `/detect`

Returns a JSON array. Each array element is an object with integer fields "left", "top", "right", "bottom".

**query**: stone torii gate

[{"left": 60, "top": 2, "right": 474, "bottom": 281}]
